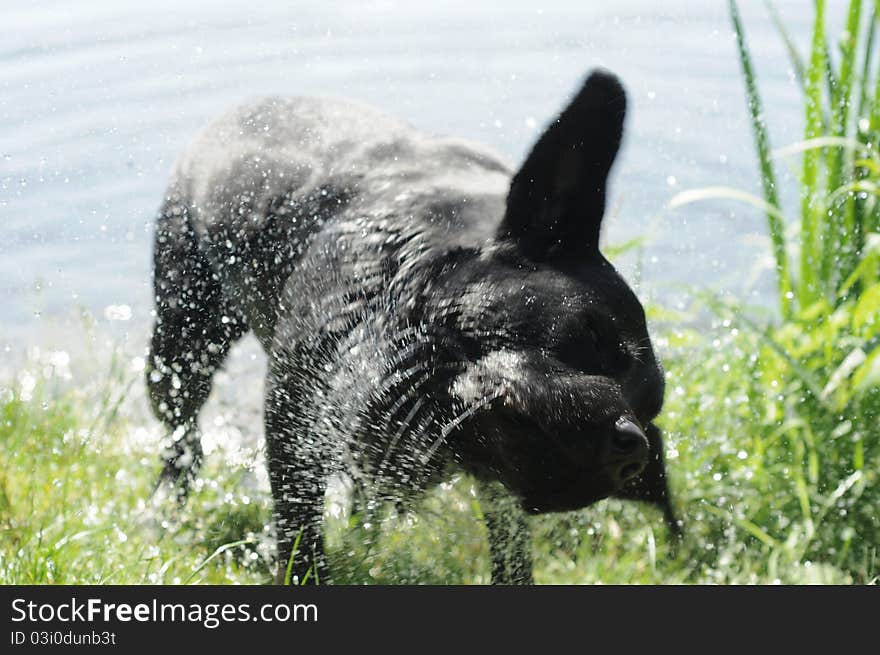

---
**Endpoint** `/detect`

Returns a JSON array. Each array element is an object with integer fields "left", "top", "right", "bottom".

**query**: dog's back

[{"left": 164, "top": 96, "right": 512, "bottom": 344}]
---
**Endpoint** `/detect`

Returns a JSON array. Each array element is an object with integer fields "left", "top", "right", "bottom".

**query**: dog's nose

[{"left": 608, "top": 417, "right": 649, "bottom": 484}]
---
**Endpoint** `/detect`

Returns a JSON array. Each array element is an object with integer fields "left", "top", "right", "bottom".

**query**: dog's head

[{"left": 439, "top": 70, "right": 664, "bottom": 513}]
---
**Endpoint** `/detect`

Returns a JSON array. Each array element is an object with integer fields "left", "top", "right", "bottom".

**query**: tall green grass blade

[
  {"left": 184, "top": 539, "right": 254, "bottom": 584},
  {"left": 823, "top": 36, "right": 840, "bottom": 113},
  {"left": 283, "top": 528, "right": 304, "bottom": 585},
  {"left": 852, "top": 7, "right": 879, "bottom": 266},
  {"left": 729, "top": 0, "right": 793, "bottom": 319},
  {"left": 772, "top": 136, "right": 870, "bottom": 160},
  {"left": 765, "top": 1, "right": 833, "bottom": 131},
  {"left": 840, "top": 232, "right": 880, "bottom": 293},
  {"left": 857, "top": 4, "right": 878, "bottom": 126},
  {"left": 872, "top": 3, "right": 880, "bottom": 134},
  {"left": 764, "top": 0, "right": 807, "bottom": 87},
  {"left": 832, "top": 0, "right": 864, "bottom": 284},
  {"left": 802, "top": 0, "right": 827, "bottom": 307},
  {"left": 832, "top": 0, "right": 863, "bottom": 156},
  {"left": 873, "top": 6, "right": 880, "bottom": 239}
]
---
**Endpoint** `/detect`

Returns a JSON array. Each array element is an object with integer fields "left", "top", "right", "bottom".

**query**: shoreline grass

[{"left": 1, "top": 331, "right": 873, "bottom": 585}]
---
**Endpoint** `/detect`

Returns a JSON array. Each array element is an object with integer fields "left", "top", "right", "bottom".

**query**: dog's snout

[
  {"left": 622, "top": 366, "right": 666, "bottom": 422},
  {"left": 612, "top": 417, "right": 647, "bottom": 454},
  {"left": 608, "top": 417, "right": 649, "bottom": 484}
]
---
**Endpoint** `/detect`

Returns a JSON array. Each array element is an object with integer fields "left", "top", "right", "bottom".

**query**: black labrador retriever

[{"left": 147, "top": 69, "right": 678, "bottom": 584}]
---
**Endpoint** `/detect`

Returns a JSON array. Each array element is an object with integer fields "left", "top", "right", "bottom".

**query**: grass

[
  {"left": 0, "top": 331, "right": 872, "bottom": 585},
  {"left": 666, "top": 0, "right": 880, "bottom": 581},
  {"left": 1, "top": 2, "right": 878, "bottom": 585},
  {"left": 0, "top": 352, "right": 272, "bottom": 584}
]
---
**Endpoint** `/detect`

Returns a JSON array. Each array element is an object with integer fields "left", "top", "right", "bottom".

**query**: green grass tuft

[{"left": 2, "top": 331, "right": 875, "bottom": 585}]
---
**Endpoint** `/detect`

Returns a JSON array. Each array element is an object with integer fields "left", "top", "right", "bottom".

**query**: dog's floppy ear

[{"left": 497, "top": 70, "right": 626, "bottom": 260}]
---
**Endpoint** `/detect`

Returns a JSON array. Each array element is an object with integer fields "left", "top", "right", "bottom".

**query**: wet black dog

[{"left": 147, "top": 69, "right": 678, "bottom": 584}]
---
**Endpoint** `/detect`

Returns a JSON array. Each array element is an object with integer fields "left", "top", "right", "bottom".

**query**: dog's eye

[
  {"left": 585, "top": 326, "right": 600, "bottom": 346},
  {"left": 556, "top": 327, "right": 603, "bottom": 374},
  {"left": 556, "top": 325, "right": 626, "bottom": 376}
]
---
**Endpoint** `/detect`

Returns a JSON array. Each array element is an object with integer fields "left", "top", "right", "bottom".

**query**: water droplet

[{"left": 103, "top": 304, "right": 132, "bottom": 321}]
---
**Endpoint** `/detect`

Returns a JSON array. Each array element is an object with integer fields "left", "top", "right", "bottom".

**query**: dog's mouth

[
  {"left": 619, "top": 461, "right": 644, "bottom": 480},
  {"left": 500, "top": 442, "right": 620, "bottom": 515},
  {"left": 491, "top": 418, "right": 645, "bottom": 515},
  {"left": 518, "top": 469, "right": 619, "bottom": 515}
]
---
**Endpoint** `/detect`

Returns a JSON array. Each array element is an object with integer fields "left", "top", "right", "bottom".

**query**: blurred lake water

[{"left": 0, "top": 0, "right": 846, "bottom": 354}]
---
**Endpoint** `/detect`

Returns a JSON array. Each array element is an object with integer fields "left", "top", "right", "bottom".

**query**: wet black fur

[{"left": 147, "top": 69, "right": 679, "bottom": 584}]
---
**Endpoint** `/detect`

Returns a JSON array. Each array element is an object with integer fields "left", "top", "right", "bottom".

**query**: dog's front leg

[
  {"left": 265, "top": 424, "right": 330, "bottom": 584},
  {"left": 477, "top": 480, "right": 533, "bottom": 585},
  {"left": 268, "top": 458, "right": 329, "bottom": 585},
  {"left": 265, "top": 370, "right": 334, "bottom": 585}
]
